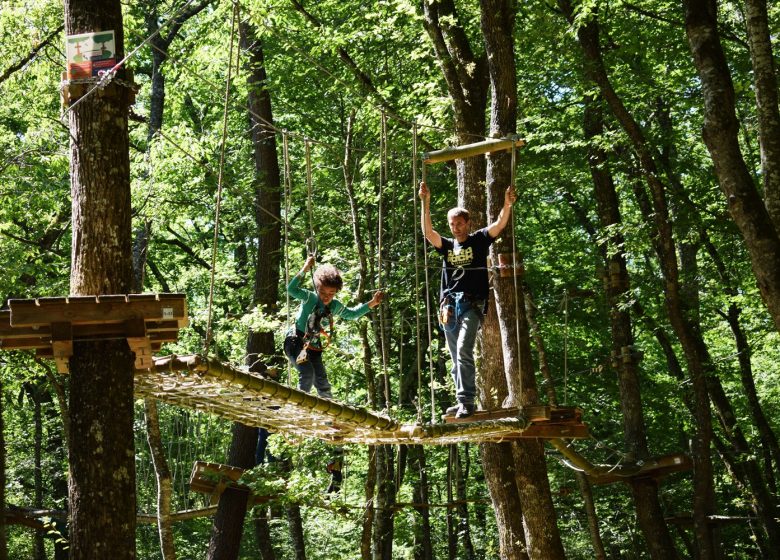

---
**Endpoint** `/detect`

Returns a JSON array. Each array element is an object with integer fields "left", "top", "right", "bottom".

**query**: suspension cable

[
  {"left": 283, "top": 132, "right": 293, "bottom": 387},
  {"left": 412, "top": 123, "right": 423, "bottom": 425},
  {"left": 420, "top": 162, "right": 437, "bottom": 424},
  {"left": 378, "top": 111, "right": 391, "bottom": 411},
  {"left": 509, "top": 140, "right": 523, "bottom": 402},
  {"left": 204, "top": 0, "right": 239, "bottom": 356}
]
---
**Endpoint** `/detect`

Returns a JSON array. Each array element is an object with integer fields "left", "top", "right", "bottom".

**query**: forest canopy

[{"left": 1, "top": 0, "right": 780, "bottom": 558}]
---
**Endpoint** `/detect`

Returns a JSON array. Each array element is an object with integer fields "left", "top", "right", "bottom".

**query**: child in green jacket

[{"left": 284, "top": 255, "right": 383, "bottom": 398}]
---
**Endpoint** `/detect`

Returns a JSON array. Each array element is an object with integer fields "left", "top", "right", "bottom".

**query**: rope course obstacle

[{"left": 0, "top": 294, "right": 589, "bottom": 446}]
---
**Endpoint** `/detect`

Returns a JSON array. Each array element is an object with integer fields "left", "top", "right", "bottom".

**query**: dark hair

[
  {"left": 447, "top": 207, "right": 470, "bottom": 222},
  {"left": 313, "top": 264, "right": 343, "bottom": 291}
]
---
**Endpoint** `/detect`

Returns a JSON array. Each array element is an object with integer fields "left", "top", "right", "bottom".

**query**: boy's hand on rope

[
  {"left": 302, "top": 255, "right": 316, "bottom": 274},
  {"left": 368, "top": 291, "right": 385, "bottom": 309}
]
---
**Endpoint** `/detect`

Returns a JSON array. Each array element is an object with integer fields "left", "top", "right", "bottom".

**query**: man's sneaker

[
  {"left": 455, "top": 403, "right": 475, "bottom": 419},
  {"left": 445, "top": 404, "right": 460, "bottom": 416}
]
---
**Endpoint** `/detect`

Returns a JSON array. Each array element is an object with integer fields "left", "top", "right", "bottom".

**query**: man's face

[
  {"left": 317, "top": 286, "right": 339, "bottom": 305},
  {"left": 448, "top": 215, "right": 469, "bottom": 242}
]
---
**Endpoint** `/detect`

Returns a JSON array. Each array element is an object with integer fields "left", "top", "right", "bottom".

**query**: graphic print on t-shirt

[{"left": 447, "top": 246, "right": 473, "bottom": 267}]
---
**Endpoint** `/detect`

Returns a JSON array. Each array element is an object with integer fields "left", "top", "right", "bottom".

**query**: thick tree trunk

[
  {"left": 480, "top": 1, "right": 567, "bottom": 557},
  {"left": 207, "top": 21, "right": 282, "bottom": 560},
  {"left": 683, "top": 0, "right": 780, "bottom": 335},
  {"left": 585, "top": 95, "right": 678, "bottom": 559},
  {"left": 743, "top": 0, "right": 780, "bottom": 227},
  {"left": 420, "top": 0, "right": 488, "bottom": 211},
  {"left": 64, "top": 1, "right": 137, "bottom": 558},
  {"left": 206, "top": 423, "right": 257, "bottom": 560},
  {"left": 556, "top": 3, "right": 718, "bottom": 555}
]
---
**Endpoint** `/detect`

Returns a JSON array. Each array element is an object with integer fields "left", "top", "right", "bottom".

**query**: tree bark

[
  {"left": 743, "top": 0, "right": 780, "bottom": 227},
  {"left": 206, "top": 20, "right": 282, "bottom": 560},
  {"left": 421, "top": 0, "right": 488, "bottom": 212},
  {"left": 584, "top": 94, "right": 678, "bottom": 559},
  {"left": 683, "top": 0, "right": 780, "bottom": 336},
  {"left": 64, "top": 1, "right": 137, "bottom": 557},
  {"left": 480, "top": 1, "right": 567, "bottom": 558},
  {"left": 145, "top": 400, "right": 176, "bottom": 559},
  {"left": 408, "top": 446, "right": 433, "bottom": 560},
  {"left": 556, "top": 3, "right": 718, "bottom": 555}
]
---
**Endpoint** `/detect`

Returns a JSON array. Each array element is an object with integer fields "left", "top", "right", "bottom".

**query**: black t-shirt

[{"left": 435, "top": 227, "right": 496, "bottom": 302}]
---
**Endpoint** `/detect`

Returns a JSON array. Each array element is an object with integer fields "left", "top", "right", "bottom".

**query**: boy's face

[{"left": 317, "top": 286, "right": 339, "bottom": 305}]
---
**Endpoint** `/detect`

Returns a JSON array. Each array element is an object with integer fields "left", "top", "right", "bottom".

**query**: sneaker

[
  {"left": 445, "top": 404, "right": 460, "bottom": 416},
  {"left": 455, "top": 403, "right": 475, "bottom": 419}
]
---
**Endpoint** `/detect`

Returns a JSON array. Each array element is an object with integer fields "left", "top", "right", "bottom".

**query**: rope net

[{"left": 135, "top": 354, "right": 586, "bottom": 446}]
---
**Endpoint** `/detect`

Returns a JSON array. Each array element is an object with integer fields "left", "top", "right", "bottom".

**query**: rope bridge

[
  {"left": 136, "top": 354, "right": 588, "bottom": 445},
  {"left": 0, "top": 294, "right": 588, "bottom": 445}
]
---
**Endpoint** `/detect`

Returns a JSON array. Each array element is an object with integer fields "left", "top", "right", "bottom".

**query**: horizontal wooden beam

[
  {"left": 423, "top": 137, "right": 524, "bottom": 164},
  {"left": 8, "top": 293, "right": 187, "bottom": 328}
]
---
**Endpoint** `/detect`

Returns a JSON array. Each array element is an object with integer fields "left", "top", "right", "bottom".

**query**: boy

[{"left": 284, "top": 255, "right": 383, "bottom": 398}]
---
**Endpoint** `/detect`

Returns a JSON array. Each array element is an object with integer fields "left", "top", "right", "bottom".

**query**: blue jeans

[
  {"left": 284, "top": 334, "right": 333, "bottom": 398},
  {"left": 442, "top": 296, "right": 483, "bottom": 405}
]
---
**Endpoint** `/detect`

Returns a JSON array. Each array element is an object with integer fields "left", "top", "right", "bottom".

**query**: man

[{"left": 419, "top": 181, "right": 517, "bottom": 418}]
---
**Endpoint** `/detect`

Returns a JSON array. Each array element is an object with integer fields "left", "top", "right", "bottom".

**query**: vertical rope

[
  {"left": 204, "top": 0, "right": 240, "bottom": 356},
  {"left": 421, "top": 162, "right": 436, "bottom": 424},
  {"left": 304, "top": 140, "right": 316, "bottom": 263},
  {"left": 377, "top": 111, "right": 391, "bottom": 411},
  {"left": 412, "top": 124, "right": 424, "bottom": 425},
  {"left": 508, "top": 141, "right": 523, "bottom": 402},
  {"left": 563, "top": 289, "right": 569, "bottom": 405},
  {"left": 283, "top": 133, "right": 293, "bottom": 387}
]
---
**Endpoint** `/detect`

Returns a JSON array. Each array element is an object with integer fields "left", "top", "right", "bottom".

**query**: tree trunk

[
  {"left": 372, "top": 445, "right": 395, "bottom": 560},
  {"left": 207, "top": 20, "right": 283, "bottom": 560},
  {"left": 481, "top": 1, "right": 567, "bottom": 557},
  {"left": 556, "top": 3, "right": 718, "bottom": 554},
  {"left": 206, "top": 423, "right": 257, "bottom": 560},
  {"left": 252, "top": 508, "right": 276, "bottom": 560},
  {"left": 683, "top": 0, "right": 780, "bottom": 336},
  {"left": 286, "top": 503, "right": 307, "bottom": 560},
  {"left": 64, "top": 1, "right": 137, "bottom": 558},
  {"left": 575, "top": 472, "right": 607, "bottom": 560},
  {"left": 0, "top": 373, "right": 7, "bottom": 560},
  {"left": 145, "top": 400, "right": 176, "bottom": 559},
  {"left": 743, "top": 0, "right": 780, "bottom": 227},
  {"left": 585, "top": 94, "right": 678, "bottom": 559},
  {"left": 420, "top": 0, "right": 488, "bottom": 211},
  {"left": 32, "top": 390, "right": 44, "bottom": 560},
  {"left": 408, "top": 446, "right": 433, "bottom": 560}
]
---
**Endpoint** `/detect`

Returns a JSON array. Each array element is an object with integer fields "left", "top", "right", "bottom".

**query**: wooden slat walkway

[{"left": 136, "top": 354, "right": 590, "bottom": 445}]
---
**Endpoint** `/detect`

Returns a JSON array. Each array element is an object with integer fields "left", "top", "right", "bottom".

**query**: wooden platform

[
  {"left": 189, "top": 461, "right": 273, "bottom": 506},
  {"left": 443, "top": 406, "right": 588, "bottom": 439},
  {"left": 0, "top": 294, "right": 187, "bottom": 372},
  {"left": 588, "top": 453, "right": 693, "bottom": 485}
]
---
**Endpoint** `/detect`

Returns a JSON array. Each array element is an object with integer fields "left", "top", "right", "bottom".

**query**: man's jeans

[{"left": 442, "top": 296, "right": 483, "bottom": 405}]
